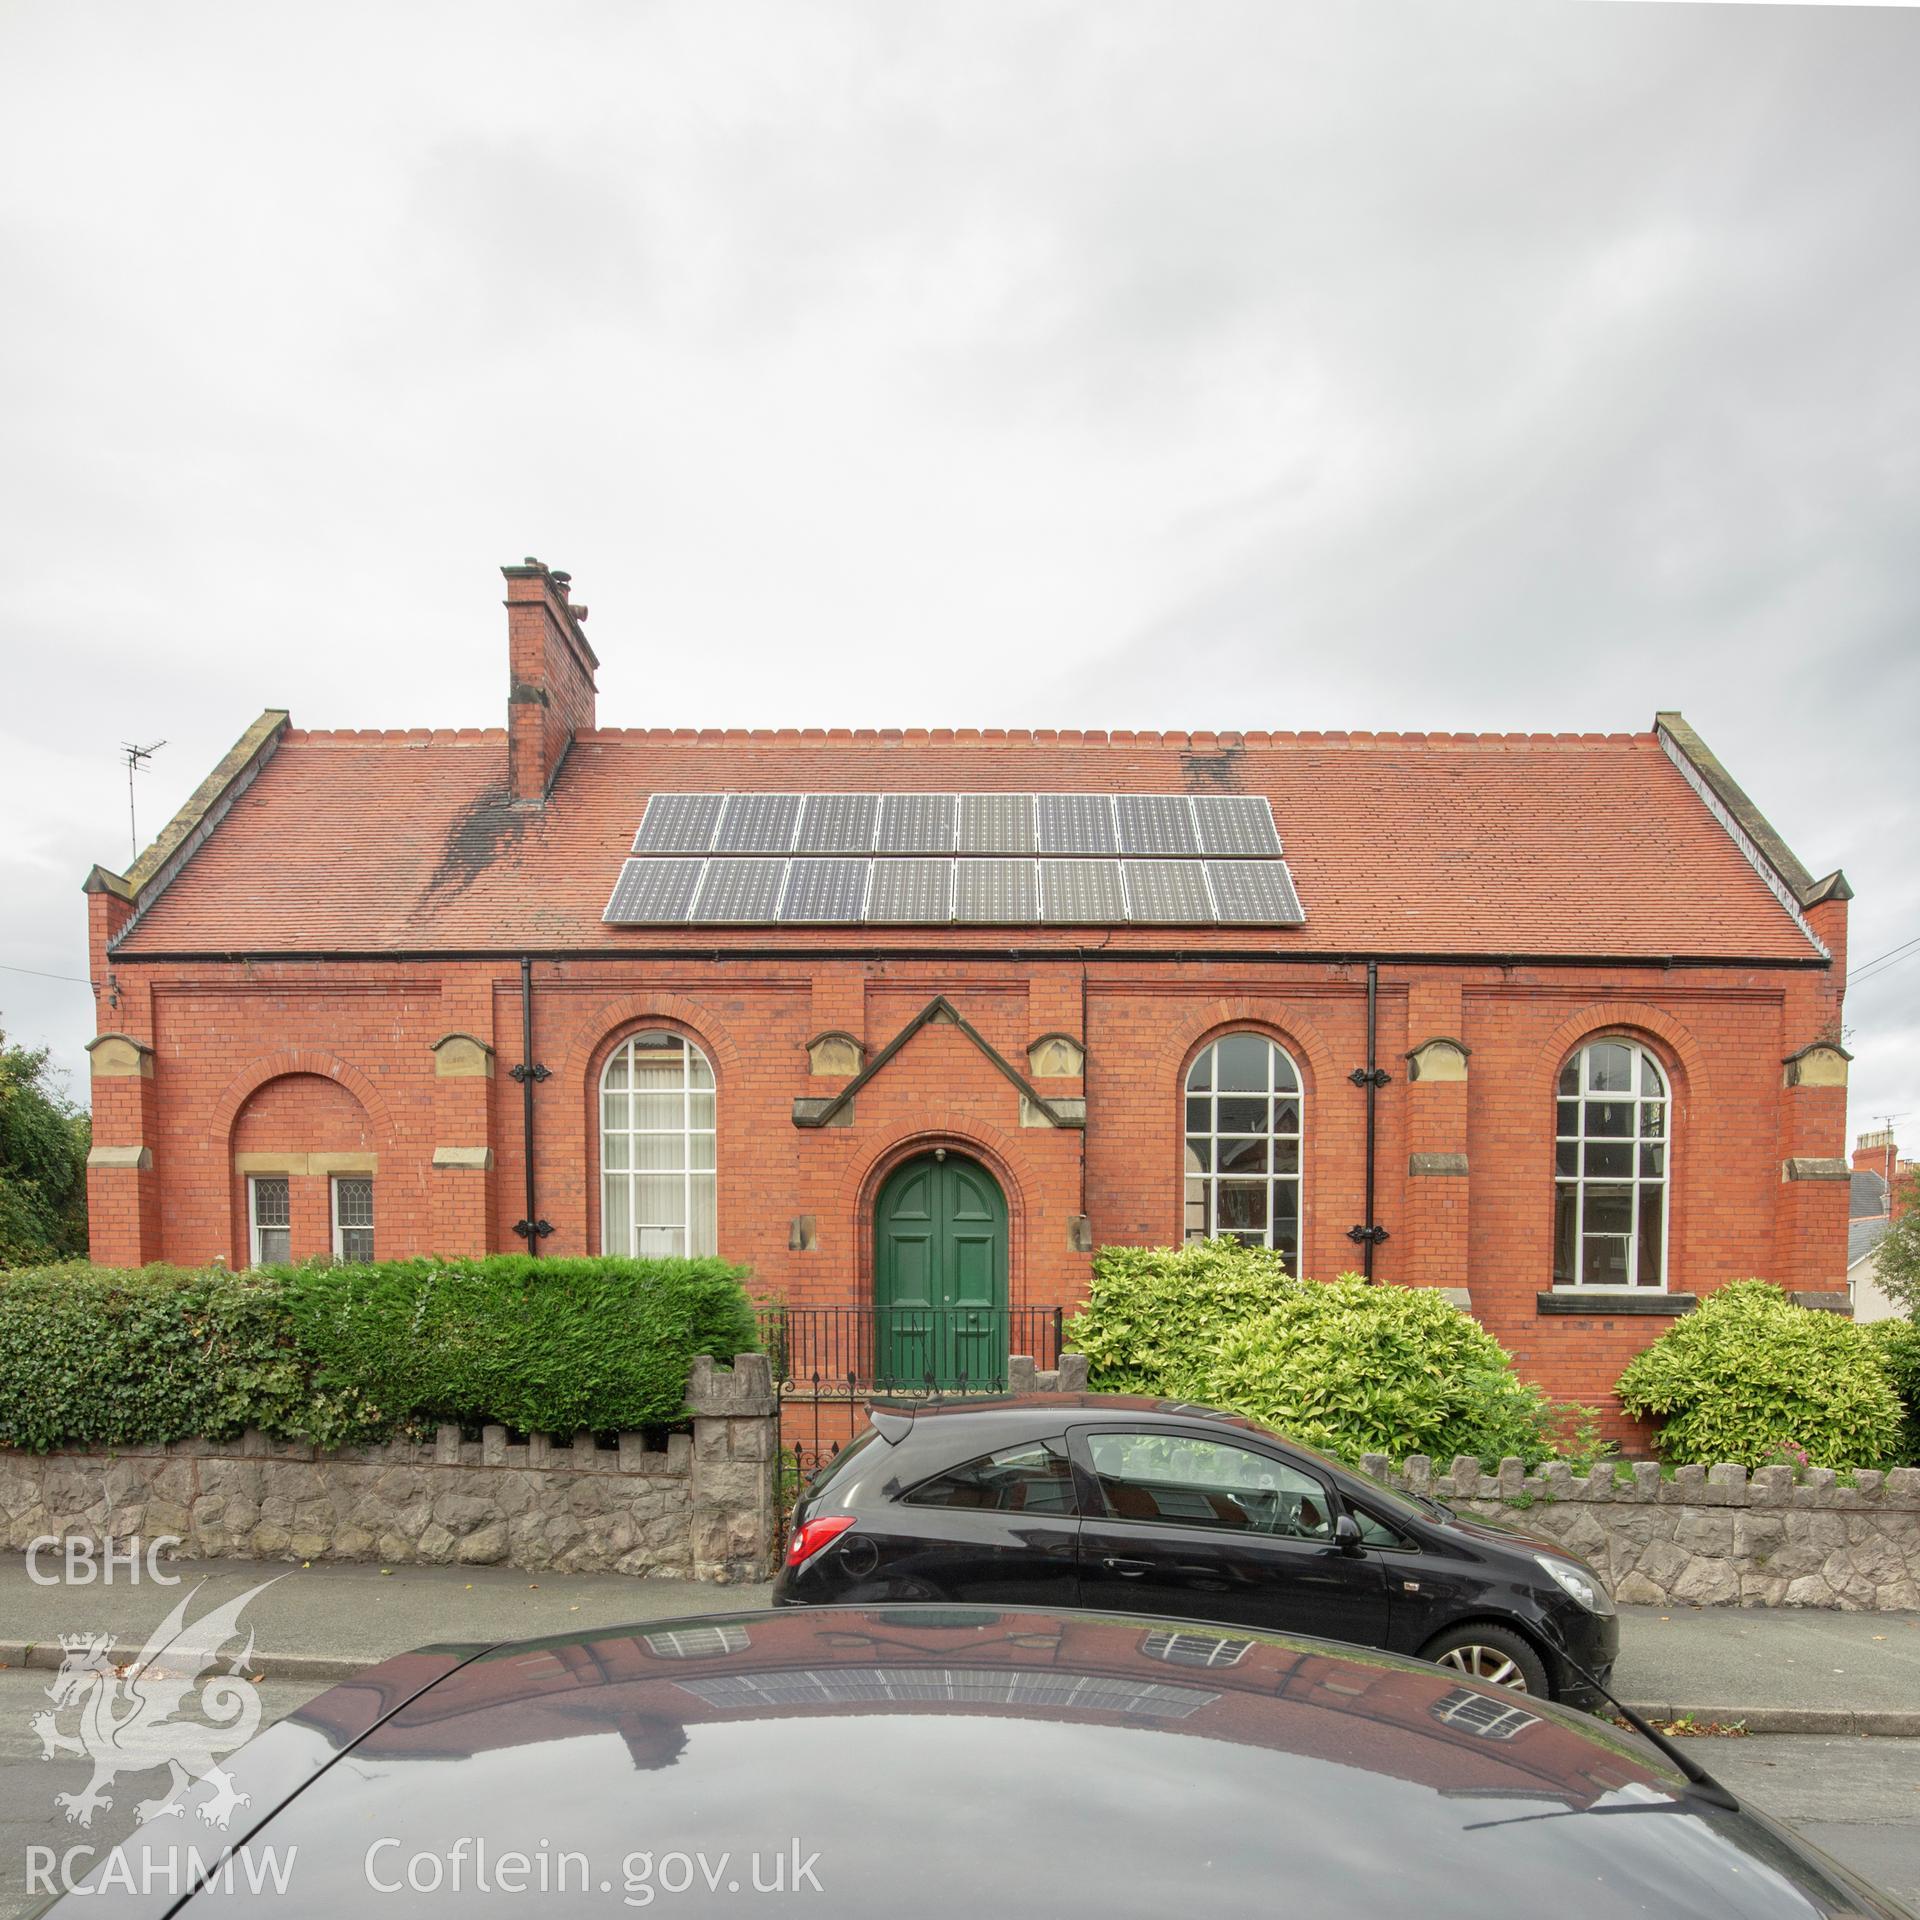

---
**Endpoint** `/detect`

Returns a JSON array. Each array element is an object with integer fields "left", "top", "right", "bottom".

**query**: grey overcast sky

[{"left": 1, "top": 0, "right": 1915, "bottom": 1147}]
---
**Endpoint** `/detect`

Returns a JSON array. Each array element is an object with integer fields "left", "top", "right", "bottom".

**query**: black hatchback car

[{"left": 774, "top": 1393, "right": 1619, "bottom": 1707}]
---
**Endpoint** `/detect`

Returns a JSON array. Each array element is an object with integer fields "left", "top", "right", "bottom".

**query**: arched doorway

[{"left": 873, "top": 1151, "right": 1009, "bottom": 1391}]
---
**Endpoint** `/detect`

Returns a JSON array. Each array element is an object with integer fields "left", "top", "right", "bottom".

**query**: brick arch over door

[
  {"left": 560, "top": 993, "right": 745, "bottom": 1257},
  {"left": 840, "top": 1118, "right": 1037, "bottom": 1313},
  {"left": 1151, "top": 998, "right": 1338, "bottom": 1268}
]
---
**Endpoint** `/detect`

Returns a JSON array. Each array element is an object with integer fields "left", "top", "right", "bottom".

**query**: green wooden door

[{"left": 873, "top": 1154, "right": 1009, "bottom": 1391}]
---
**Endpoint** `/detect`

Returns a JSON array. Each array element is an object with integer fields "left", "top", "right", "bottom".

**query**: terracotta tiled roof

[{"left": 109, "top": 725, "right": 1826, "bottom": 961}]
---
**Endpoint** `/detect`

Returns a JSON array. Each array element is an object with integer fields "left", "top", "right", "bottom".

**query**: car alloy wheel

[{"left": 1435, "top": 1644, "right": 1530, "bottom": 1691}]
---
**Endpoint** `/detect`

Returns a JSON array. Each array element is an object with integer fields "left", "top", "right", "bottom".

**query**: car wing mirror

[{"left": 1333, "top": 1514, "right": 1365, "bottom": 1555}]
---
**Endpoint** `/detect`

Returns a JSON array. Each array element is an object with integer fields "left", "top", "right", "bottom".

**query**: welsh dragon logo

[{"left": 32, "top": 1579, "right": 277, "bottom": 1831}]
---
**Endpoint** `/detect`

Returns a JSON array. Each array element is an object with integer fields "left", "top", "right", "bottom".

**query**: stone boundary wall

[
  {"left": 0, "top": 1354, "right": 777, "bottom": 1584},
  {"left": 1011, "top": 1354, "right": 1920, "bottom": 1611}
]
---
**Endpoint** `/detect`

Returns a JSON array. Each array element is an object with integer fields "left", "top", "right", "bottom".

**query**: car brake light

[{"left": 785, "top": 1514, "right": 857, "bottom": 1570}]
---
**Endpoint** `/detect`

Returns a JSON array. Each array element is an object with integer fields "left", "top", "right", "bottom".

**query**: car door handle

[{"left": 1100, "top": 1557, "right": 1154, "bottom": 1576}]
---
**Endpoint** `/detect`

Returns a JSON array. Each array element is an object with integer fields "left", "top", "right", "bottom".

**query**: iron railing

[{"left": 757, "top": 1303, "right": 1066, "bottom": 1400}]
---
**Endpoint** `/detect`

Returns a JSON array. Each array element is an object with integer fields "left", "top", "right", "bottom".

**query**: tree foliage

[
  {"left": 0, "top": 1022, "right": 89, "bottom": 1267},
  {"left": 1867, "top": 1171, "right": 1920, "bottom": 1317}
]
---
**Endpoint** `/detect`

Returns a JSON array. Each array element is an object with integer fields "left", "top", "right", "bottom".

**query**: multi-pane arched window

[
  {"left": 601, "top": 1032, "right": 717, "bottom": 1257},
  {"left": 1554, "top": 1038, "right": 1668, "bottom": 1288},
  {"left": 1184, "top": 1033, "right": 1304, "bottom": 1267}
]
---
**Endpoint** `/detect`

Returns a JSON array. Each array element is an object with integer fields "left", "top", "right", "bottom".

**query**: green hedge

[
  {"left": 1204, "top": 1276, "right": 1577, "bottom": 1467},
  {"left": 1869, "top": 1318, "right": 1920, "bottom": 1467},
  {"left": 1616, "top": 1281, "right": 1905, "bottom": 1469},
  {"left": 0, "top": 1255, "right": 757, "bottom": 1454},
  {"left": 1066, "top": 1239, "right": 1296, "bottom": 1397}
]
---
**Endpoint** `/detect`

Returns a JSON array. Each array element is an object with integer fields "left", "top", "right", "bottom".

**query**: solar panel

[
  {"left": 1037, "top": 793, "right": 1116, "bottom": 856},
  {"left": 866, "top": 858, "right": 952, "bottom": 922},
  {"left": 780, "top": 857, "right": 870, "bottom": 924},
  {"left": 713, "top": 793, "right": 801, "bottom": 854},
  {"left": 958, "top": 793, "right": 1035, "bottom": 855},
  {"left": 604, "top": 858, "right": 704, "bottom": 924},
  {"left": 690, "top": 858, "right": 788, "bottom": 922},
  {"left": 1205, "top": 860, "right": 1305, "bottom": 924},
  {"left": 1039, "top": 859, "right": 1128, "bottom": 923},
  {"left": 1124, "top": 859, "right": 1215, "bottom": 923},
  {"left": 1116, "top": 794, "right": 1198, "bottom": 857},
  {"left": 631, "top": 793, "right": 725, "bottom": 854},
  {"left": 954, "top": 858, "right": 1038, "bottom": 923},
  {"left": 1193, "top": 795, "right": 1282, "bottom": 857},
  {"left": 877, "top": 793, "right": 956, "bottom": 854},
  {"left": 796, "top": 793, "right": 878, "bottom": 854}
]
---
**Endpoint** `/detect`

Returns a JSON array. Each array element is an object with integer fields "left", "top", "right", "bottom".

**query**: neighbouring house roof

[
  {"left": 1852, "top": 1170, "right": 1890, "bottom": 1220},
  {"left": 103, "top": 724, "right": 1837, "bottom": 962},
  {"left": 1850, "top": 1215, "right": 1893, "bottom": 1269}
]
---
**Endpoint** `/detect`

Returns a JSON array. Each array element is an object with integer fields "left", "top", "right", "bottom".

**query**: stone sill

[{"left": 1536, "top": 1290, "right": 1696, "bottom": 1316}]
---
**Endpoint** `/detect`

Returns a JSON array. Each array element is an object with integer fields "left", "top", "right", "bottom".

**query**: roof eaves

[
  {"left": 104, "top": 709, "right": 291, "bottom": 950},
  {"left": 1654, "top": 712, "right": 1832, "bottom": 958}
]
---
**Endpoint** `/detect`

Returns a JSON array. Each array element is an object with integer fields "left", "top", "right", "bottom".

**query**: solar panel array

[{"left": 605, "top": 792, "right": 1305, "bottom": 927}]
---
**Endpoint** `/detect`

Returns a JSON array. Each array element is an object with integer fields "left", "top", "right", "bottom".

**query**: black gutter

[
  {"left": 102, "top": 945, "right": 1833, "bottom": 971},
  {"left": 510, "top": 956, "right": 553, "bottom": 1248},
  {"left": 1346, "top": 958, "right": 1391, "bottom": 1279}
]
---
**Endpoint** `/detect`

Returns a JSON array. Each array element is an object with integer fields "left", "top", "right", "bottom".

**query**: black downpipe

[
  {"left": 1347, "top": 958, "right": 1390, "bottom": 1279},
  {"left": 512, "top": 955, "right": 553, "bottom": 1248}
]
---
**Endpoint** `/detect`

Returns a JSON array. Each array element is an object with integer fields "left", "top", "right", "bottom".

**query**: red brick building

[{"left": 82, "top": 560, "right": 1856, "bottom": 1433}]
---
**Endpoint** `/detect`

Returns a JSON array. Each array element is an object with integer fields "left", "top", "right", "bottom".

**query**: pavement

[{"left": 3, "top": 1558, "right": 1916, "bottom": 1728}]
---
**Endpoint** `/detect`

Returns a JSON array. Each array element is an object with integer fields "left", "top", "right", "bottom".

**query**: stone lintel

[
  {"left": 431, "top": 1145, "right": 493, "bottom": 1170},
  {"left": 1536, "top": 1290, "right": 1697, "bottom": 1317},
  {"left": 234, "top": 1151, "right": 379, "bottom": 1176}
]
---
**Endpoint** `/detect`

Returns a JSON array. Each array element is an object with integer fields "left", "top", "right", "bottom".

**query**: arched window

[
  {"left": 601, "top": 1032, "right": 716, "bottom": 1257},
  {"left": 1554, "top": 1038, "right": 1668, "bottom": 1288},
  {"left": 1184, "top": 1033, "right": 1303, "bottom": 1267}
]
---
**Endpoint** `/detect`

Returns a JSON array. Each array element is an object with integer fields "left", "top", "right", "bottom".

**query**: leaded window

[
  {"left": 1183, "top": 1033, "right": 1303, "bottom": 1266},
  {"left": 1554, "top": 1039, "right": 1668, "bottom": 1288},
  {"left": 601, "top": 1032, "right": 717, "bottom": 1257},
  {"left": 331, "top": 1176, "right": 375, "bottom": 1263}
]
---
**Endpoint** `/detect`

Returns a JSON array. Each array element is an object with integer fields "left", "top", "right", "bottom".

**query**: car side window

[
  {"left": 1085, "top": 1431, "right": 1332, "bottom": 1540},
  {"left": 904, "top": 1441, "right": 1077, "bottom": 1515},
  {"left": 1349, "top": 1505, "right": 1413, "bottom": 1550}
]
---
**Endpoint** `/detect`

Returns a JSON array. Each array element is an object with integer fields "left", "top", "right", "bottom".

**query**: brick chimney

[
  {"left": 1854, "top": 1128, "right": 1911, "bottom": 1220},
  {"left": 503, "top": 557, "right": 598, "bottom": 803}
]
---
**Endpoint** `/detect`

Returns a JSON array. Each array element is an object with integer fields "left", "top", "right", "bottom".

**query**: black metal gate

[{"left": 762, "top": 1303, "right": 1065, "bottom": 1538}]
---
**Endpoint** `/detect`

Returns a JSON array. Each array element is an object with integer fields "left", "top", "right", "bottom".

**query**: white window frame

[
  {"left": 1182, "top": 1033, "right": 1304, "bottom": 1268},
  {"left": 599, "top": 1031, "right": 718, "bottom": 1258},
  {"left": 247, "top": 1175, "right": 291, "bottom": 1269},
  {"left": 331, "top": 1174, "right": 375, "bottom": 1263},
  {"left": 1553, "top": 1038, "right": 1670, "bottom": 1290}
]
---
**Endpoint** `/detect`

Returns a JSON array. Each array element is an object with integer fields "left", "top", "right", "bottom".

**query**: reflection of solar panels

[
  {"left": 1430, "top": 1687, "right": 1541, "bottom": 1740},
  {"left": 677, "top": 1667, "right": 1215, "bottom": 1718},
  {"left": 643, "top": 1624, "right": 753, "bottom": 1660},
  {"left": 1140, "top": 1631, "right": 1253, "bottom": 1669},
  {"left": 605, "top": 793, "right": 1304, "bottom": 926}
]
